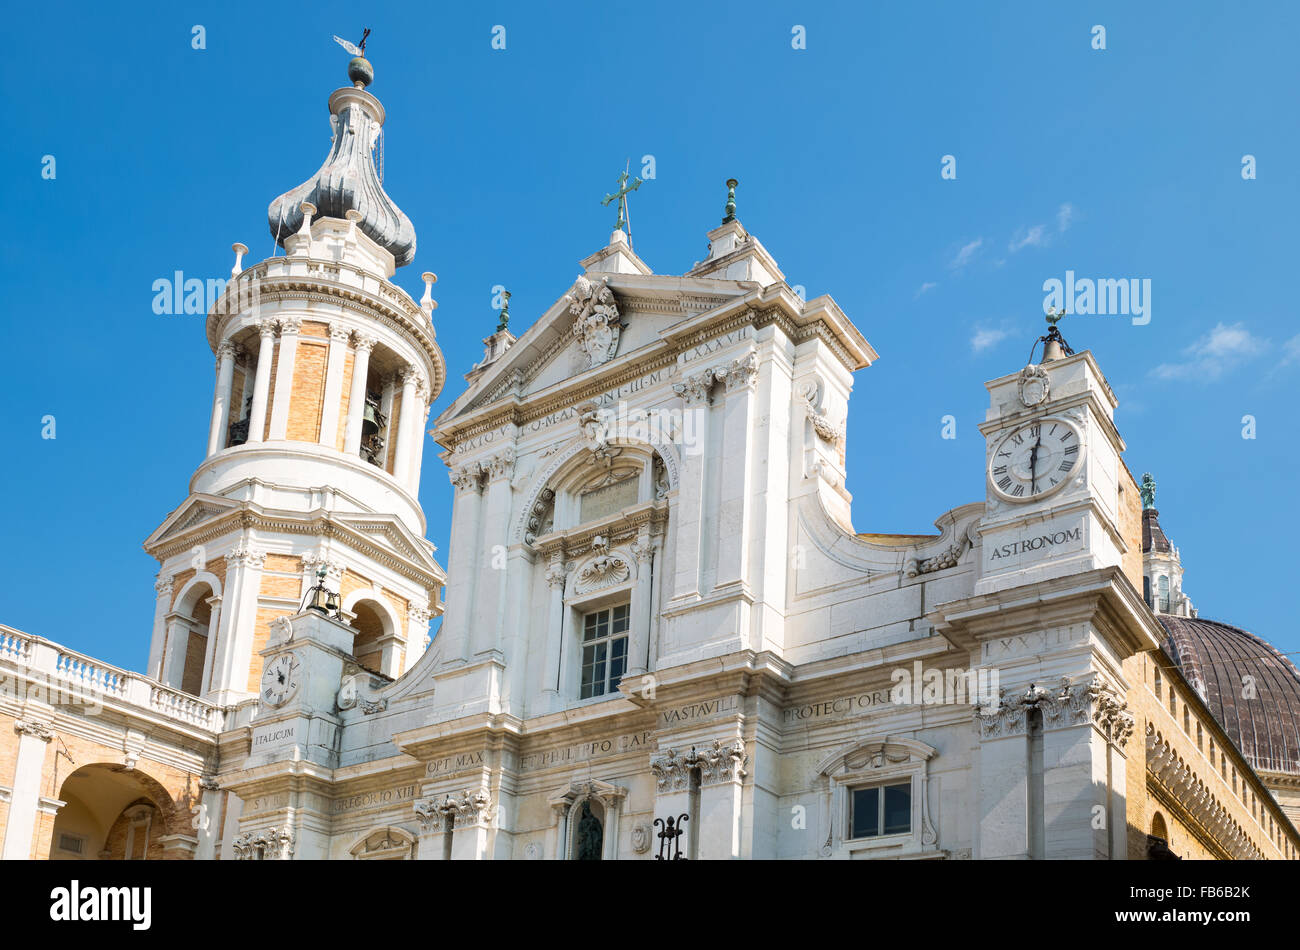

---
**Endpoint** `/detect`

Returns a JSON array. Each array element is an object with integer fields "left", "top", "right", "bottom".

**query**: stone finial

[
  {"left": 420, "top": 272, "right": 438, "bottom": 314},
  {"left": 722, "top": 178, "right": 738, "bottom": 223},
  {"left": 230, "top": 242, "right": 248, "bottom": 278}
]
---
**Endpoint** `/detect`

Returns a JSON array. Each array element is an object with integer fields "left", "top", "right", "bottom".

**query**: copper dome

[{"left": 1161, "top": 615, "right": 1300, "bottom": 775}]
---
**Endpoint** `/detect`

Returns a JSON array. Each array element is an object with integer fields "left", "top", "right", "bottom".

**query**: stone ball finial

[{"left": 348, "top": 56, "right": 374, "bottom": 89}]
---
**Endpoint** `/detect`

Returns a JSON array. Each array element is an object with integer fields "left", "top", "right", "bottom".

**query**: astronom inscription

[{"left": 987, "top": 525, "right": 1081, "bottom": 560}]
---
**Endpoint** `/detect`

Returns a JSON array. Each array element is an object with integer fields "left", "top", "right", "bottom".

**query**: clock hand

[{"left": 1028, "top": 436, "right": 1042, "bottom": 493}]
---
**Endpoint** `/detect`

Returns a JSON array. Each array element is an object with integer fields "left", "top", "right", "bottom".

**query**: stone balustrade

[{"left": 0, "top": 624, "right": 226, "bottom": 734}]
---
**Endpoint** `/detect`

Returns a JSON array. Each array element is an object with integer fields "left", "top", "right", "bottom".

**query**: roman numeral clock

[{"left": 988, "top": 419, "right": 1081, "bottom": 501}]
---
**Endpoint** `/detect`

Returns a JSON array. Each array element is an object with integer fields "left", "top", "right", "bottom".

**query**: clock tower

[
  {"left": 974, "top": 347, "right": 1128, "bottom": 597},
  {"left": 930, "top": 330, "right": 1163, "bottom": 859}
]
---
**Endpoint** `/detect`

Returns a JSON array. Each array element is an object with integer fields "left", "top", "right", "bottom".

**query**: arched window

[
  {"left": 1157, "top": 574, "right": 1170, "bottom": 612},
  {"left": 1153, "top": 666, "right": 1162, "bottom": 699}
]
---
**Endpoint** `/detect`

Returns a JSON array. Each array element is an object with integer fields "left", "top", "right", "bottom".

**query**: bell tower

[{"left": 143, "top": 54, "right": 446, "bottom": 705}]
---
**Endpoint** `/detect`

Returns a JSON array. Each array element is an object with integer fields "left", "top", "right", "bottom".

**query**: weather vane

[
  {"left": 333, "top": 29, "right": 374, "bottom": 88},
  {"left": 333, "top": 29, "right": 370, "bottom": 57},
  {"left": 601, "top": 160, "right": 643, "bottom": 244}
]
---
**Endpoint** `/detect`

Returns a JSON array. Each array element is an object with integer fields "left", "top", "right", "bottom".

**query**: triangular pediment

[
  {"left": 437, "top": 272, "right": 746, "bottom": 426},
  {"left": 144, "top": 493, "right": 244, "bottom": 550},
  {"left": 332, "top": 512, "right": 442, "bottom": 577}
]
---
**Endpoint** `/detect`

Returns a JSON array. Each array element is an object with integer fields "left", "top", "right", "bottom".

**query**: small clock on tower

[
  {"left": 987, "top": 418, "right": 1081, "bottom": 502},
  {"left": 260, "top": 652, "right": 302, "bottom": 708}
]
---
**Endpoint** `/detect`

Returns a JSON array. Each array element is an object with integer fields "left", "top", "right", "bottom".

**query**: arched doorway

[{"left": 51, "top": 765, "right": 190, "bottom": 860}]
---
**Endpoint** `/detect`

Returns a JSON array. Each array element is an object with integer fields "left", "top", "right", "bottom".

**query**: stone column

[
  {"left": 413, "top": 798, "right": 450, "bottom": 860},
  {"left": 148, "top": 576, "right": 174, "bottom": 680},
  {"left": 669, "top": 368, "right": 715, "bottom": 601},
  {"left": 627, "top": 527, "right": 658, "bottom": 676},
  {"left": 1, "top": 718, "right": 54, "bottom": 860},
  {"left": 393, "top": 367, "right": 422, "bottom": 485},
  {"left": 408, "top": 391, "right": 431, "bottom": 494},
  {"left": 317, "top": 325, "right": 351, "bottom": 449},
  {"left": 343, "top": 334, "right": 376, "bottom": 455},
  {"left": 161, "top": 613, "right": 193, "bottom": 688},
  {"left": 193, "top": 777, "right": 222, "bottom": 860},
  {"left": 208, "top": 546, "right": 265, "bottom": 703},
  {"left": 246, "top": 320, "right": 277, "bottom": 443},
  {"left": 540, "top": 552, "right": 567, "bottom": 703},
  {"left": 470, "top": 449, "right": 514, "bottom": 658},
  {"left": 267, "top": 318, "right": 301, "bottom": 440},
  {"left": 198, "top": 594, "right": 223, "bottom": 698},
  {"left": 449, "top": 789, "right": 493, "bottom": 860},
  {"left": 694, "top": 740, "right": 748, "bottom": 860},
  {"left": 442, "top": 466, "right": 484, "bottom": 665},
  {"left": 974, "top": 701, "right": 1031, "bottom": 859},
  {"left": 207, "top": 340, "right": 239, "bottom": 456},
  {"left": 713, "top": 353, "right": 757, "bottom": 590},
  {"left": 650, "top": 749, "right": 695, "bottom": 860}
]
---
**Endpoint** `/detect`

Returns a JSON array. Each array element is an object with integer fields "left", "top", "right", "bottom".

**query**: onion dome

[
  {"left": 267, "top": 62, "right": 416, "bottom": 267},
  {"left": 1160, "top": 615, "right": 1300, "bottom": 775}
]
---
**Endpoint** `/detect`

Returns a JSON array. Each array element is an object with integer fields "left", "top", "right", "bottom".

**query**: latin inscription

[
  {"left": 680, "top": 327, "right": 751, "bottom": 364},
  {"left": 426, "top": 750, "right": 486, "bottom": 777},
  {"left": 518, "top": 730, "right": 655, "bottom": 772},
  {"left": 330, "top": 784, "right": 419, "bottom": 815},
  {"left": 783, "top": 691, "right": 893, "bottom": 724},
  {"left": 251, "top": 722, "right": 297, "bottom": 751},
  {"left": 987, "top": 525, "right": 1082, "bottom": 560},
  {"left": 660, "top": 695, "right": 739, "bottom": 727}
]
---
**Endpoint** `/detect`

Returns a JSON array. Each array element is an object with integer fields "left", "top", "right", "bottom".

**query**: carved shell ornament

[{"left": 566, "top": 275, "right": 623, "bottom": 367}]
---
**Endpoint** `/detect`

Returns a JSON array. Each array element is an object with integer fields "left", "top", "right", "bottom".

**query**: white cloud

[
  {"left": 1057, "top": 202, "right": 1075, "bottom": 233},
  {"left": 1281, "top": 333, "right": 1300, "bottom": 366},
  {"left": 1008, "top": 224, "right": 1047, "bottom": 253},
  {"left": 971, "top": 324, "right": 1012, "bottom": 353},
  {"left": 914, "top": 281, "right": 937, "bottom": 299},
  {"left": 1150, "top": 322, "right": 1267, "bottom": 381},
  {"left": 949, "top": 238, "right": 982, "bottom": 270}
]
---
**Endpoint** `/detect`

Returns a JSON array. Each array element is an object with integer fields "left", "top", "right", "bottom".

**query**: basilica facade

[{"left": 1, "top": 56, "right": 1298, "bottom": 862}]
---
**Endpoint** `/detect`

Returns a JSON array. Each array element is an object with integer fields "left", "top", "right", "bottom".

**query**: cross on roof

[{"left": 601, "top": 161, "right": 643, "bottom": 241}]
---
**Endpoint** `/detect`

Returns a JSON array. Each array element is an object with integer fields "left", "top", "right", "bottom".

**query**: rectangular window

[
  {"left": 848, "top": 781, "right": 911, "bottom": 840},
  {"left": 579, "top": 604, "right": 630, "bottom": 699}
]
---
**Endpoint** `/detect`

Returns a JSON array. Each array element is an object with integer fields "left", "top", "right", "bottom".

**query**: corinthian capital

[
  {"left": 485, "top": 448, "right": 515, "bottom": 482},
  {"left": 225, "top": 546, "right": 266, "bottom": 569},
  {"left": 353, "top": 333, "right": 378, "bottom": 354},
  {"left": 449, "top": 463, "right": 484, "bottom": 493},
  {"left": 672, "top": 369, "right": 715, "bottom": 406},
  {"left": 278, "top": 317, "right": 302, "bottom": 336},
  {"left": 14, "top": 719, "right": 54, "bottom": 742},
  {"left": 717, "top": 352, "right": 759, "bottom": 392},
  {"left": 257, "top": 318, "right": 278, "bottom": 338},
  {"left": 689, "top": 739, "right": 748, "bottom": 786},
  {"left": 217, "top": 340, "right": 241, "bottom": 363}
]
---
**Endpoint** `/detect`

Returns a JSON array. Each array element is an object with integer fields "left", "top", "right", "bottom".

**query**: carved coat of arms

[{"left": 566, "top": 275, "right": 622, "bottom": 367}]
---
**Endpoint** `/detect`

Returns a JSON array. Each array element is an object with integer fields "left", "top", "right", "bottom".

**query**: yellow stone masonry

[{"left": 287, "top": 339, "right": 328, "bottom": 442}]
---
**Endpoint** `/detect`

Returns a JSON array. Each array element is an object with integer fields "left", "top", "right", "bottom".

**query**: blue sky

[{"left": 2, "top": 1, "right": 1298, "bottom": 671}]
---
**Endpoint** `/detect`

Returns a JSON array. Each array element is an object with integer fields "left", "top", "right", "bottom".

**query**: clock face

[
  {"left": 988, "top": 418, "right": 1081, "bottom": 502},
  {"left": 260, "top": 652, "right": 301, "bottom": 708}
]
